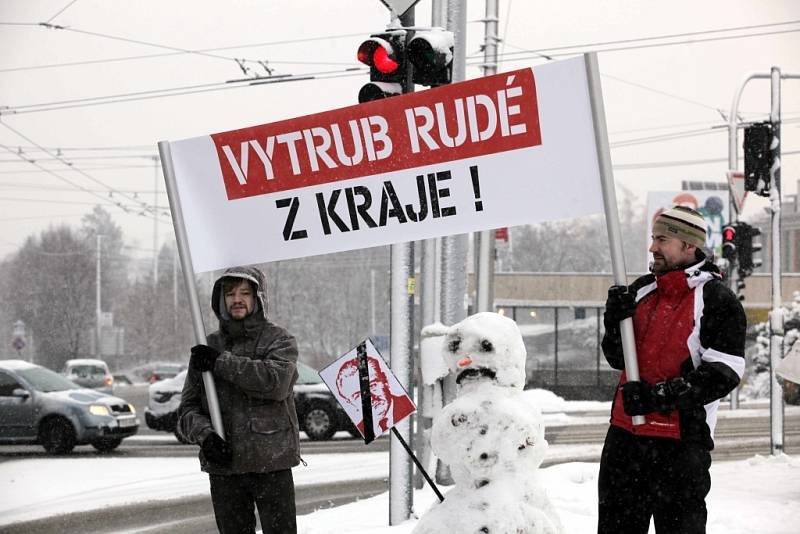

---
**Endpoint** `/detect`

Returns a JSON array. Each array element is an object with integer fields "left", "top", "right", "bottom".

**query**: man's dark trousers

[
  {"left": 209, "top": 469, "right": 296, "bottom": 534},
  {"left": 598, "top": 425, "right": 711, "bottom": 534}
]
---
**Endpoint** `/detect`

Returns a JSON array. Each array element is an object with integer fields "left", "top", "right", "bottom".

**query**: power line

[
  {"left": 614, "top": 149, "right": 799, "bottom": 170},
  {"left": 0, "top": 164, "right": 157, "bottom": 174},
  {"left": 474, "top": 27, "right": 800, "bottom": 65},
  {"left": 487, "top": 19, "right": 800, "bottom": 61},
  {"left": 35, "top": 22, "right": 266, "bottom": 68},
  {"left": 602, "top": 73, "right": 723, "bottom": 114},
  {"left": 0, "top": 121, "right": 157, "bottom": 214},
  {"left": 44, "top": 0, "right": 79, "bottom": 24},
  {"left": 0, "top": 67, "right": 366, "bottom": 115},
  {"left": 0, "top": 32, "right": 365, "bottom": 73}
]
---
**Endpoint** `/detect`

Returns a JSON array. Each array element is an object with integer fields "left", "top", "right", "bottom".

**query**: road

[{"left": 1, "top": 386, "right": 798, "bottom": 533}]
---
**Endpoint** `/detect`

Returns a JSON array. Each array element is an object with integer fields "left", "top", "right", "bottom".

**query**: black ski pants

[
  {"left": 598, "top": 424, "right": 712, "bottom": 534},
  {"left": 209, "top": 469, "right": 296, "bottom": 534}
]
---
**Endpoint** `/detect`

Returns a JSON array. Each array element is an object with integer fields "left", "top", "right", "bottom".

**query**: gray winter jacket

[{"left": 177, "top": 266, "right": 300, "bottom": 475}]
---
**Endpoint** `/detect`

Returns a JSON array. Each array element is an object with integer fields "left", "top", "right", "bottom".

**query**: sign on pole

[
  {"left": 726, "top": 170, "right": 748, "bottom": 214},
  {"left": 319, "top": 338, "right": 416, "bottom": 444},
  {"left": 164, "top": 56, "right": 604, "bottom": 273}
]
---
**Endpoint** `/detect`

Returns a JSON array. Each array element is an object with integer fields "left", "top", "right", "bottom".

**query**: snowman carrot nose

[{"left": 457, "top": 356, "right": 473, "bottom": 368}]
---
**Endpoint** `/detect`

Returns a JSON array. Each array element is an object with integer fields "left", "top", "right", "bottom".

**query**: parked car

[
  {"left": 147, "top": 363, "right": 186, "bottom": 384},
  {"left": 62, "top": 358, "right": 114, "bottom": 395},
  {"left": 145, "top": 362, "right": 357, "bottom": 441},
  {"left": 0, "top": 360, "right": 139, "bottom": 453}
]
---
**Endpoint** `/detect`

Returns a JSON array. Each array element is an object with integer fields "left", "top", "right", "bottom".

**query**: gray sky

[{"left": 1, "top": 0, "right": 798, "bottom": 261}]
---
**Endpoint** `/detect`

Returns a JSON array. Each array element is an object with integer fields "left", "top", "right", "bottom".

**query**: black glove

[
  {"left": 621, "top": 380, "right": 654, "bottom": 416},
  {"left": 190, "top": 344, "right": 220, "bottom": 373},
  {"left": 621, "top": 378, "right": 695, "bottom": 416},
  {"left": 201, "top": 432, "right": 233, "bottom": 466},
  {"left": 604, "top": 285, "right": 636, "bottom": 327}
]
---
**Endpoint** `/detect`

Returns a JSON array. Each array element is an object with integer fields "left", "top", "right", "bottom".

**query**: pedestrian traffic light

[
  {"left": 407, "top": 29, "right": 454, "bottom": 87},
  {"left": 357, "top": 30, "right": 407, "bottom": 103},
  {"left": 735, "top": 222, "right": 763, "bottom": 278},
  {"left": 744, "top": 122, "right": 775, "bottom": 197},
  {"left": 722, "top": 225, "right": 737, "bottom": 262}
]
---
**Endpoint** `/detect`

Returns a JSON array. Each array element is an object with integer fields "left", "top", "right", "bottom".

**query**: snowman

[{"left": 413, "top": 312, "right": 563, "bottom": 534}]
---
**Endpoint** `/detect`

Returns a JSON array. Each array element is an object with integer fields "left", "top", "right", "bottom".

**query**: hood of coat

[{"left": 211, "top": 266, "right": 269, "bottom": 322}]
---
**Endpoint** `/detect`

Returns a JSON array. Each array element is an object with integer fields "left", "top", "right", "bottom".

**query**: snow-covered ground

[{"left": 1, "top": 394, "right": 798, "bottom": 533}]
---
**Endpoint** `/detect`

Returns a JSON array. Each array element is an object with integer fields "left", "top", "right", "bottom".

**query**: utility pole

[
  {"left": 473, "top": 0, "right": 499, "bottom": 313},
  {"left": 153, "top": 156, "right": 160, "bottom": 286},
  {"left": 95, "top": 234, "right": 102, "bottom": 357}
]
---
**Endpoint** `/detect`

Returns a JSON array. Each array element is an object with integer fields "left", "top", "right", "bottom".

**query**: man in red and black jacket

[{"left": 598, "top": 205, "right": 746, "bottom": 534}]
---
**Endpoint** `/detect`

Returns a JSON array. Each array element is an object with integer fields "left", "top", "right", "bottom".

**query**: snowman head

[{"left": 443, "top": 312, "right": 527, "bottom": 389}]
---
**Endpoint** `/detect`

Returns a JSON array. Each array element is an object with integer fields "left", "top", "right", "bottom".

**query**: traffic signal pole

[
  {"left": 473, "top": 0, "right": 499, "bottom": 313},
  {"left": 388, "top": 9, "right": 415, "bottom": 527},
  {"left": 727, "top": 68, "right": 800, "bottom": 453},
  {"left": 768, "top": 67, "right": 784, "bottom": 455}
]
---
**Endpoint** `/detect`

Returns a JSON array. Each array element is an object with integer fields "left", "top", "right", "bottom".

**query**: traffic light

[
  {"left": 357, "top": 30, "right": 407, "bottom": 103},
  {"left": 407, "top": 29, "right": 454, "bottom": 87},
  {"left": 744, "top": 121, "right": 775, "bottom": 197},
  {"left": 735, "top": 222, "right": 763, "bottom": 278},
  {"left": 722, "top": 224, "right": 736, "bottom": 262}
]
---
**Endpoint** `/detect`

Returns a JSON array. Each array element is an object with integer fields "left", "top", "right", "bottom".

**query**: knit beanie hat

[{"left": 652, "top": 206, "right": 707, "bottom": 248}]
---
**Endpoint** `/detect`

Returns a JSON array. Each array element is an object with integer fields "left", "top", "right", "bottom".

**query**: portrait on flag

[{"left": 319, "top": 339, "right": 415, "bottom": 442}]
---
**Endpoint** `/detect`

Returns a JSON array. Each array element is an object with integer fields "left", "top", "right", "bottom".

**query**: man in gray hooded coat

[{"left": 177, "top": 266, "right": 300, "bottom": 534}]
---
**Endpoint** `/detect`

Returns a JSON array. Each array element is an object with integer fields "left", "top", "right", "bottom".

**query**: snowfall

[{"left": 1, "top": 391, "right": 799, "bottom": 534}]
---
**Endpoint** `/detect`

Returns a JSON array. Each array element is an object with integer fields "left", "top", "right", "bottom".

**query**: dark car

[
  {"left": 0, "top": 360, "right": 139, "bottom": 453},
  {"left": 145, "top": 361, "right": 357, "bottom": 441}
]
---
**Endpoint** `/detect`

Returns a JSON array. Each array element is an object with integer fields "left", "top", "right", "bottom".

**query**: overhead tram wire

[
  {"left": 3, "top": 23, "right": 797, "bottom": 116},
  {"left": 613, "top": 149, "right": 800, "bottom": 171},
  {"left": 44, "top": 0, "right": 79, "bottom": 24},
  {"left": 0, "top": 121, "right": 160, "bottom": 215},
  {"left": 469, "top": 27, "right": 800, "bottom": 66},
  {"left": 0, "top": 31, "right": 366, "bottom": 73},
  {"left": 473, "top": 19, "right": 800, "bottom": 62},
  {"left": 0, "top": 67, "right": 368, "bottom": 115}
]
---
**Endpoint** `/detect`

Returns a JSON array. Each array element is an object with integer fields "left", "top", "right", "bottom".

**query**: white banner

[{"left": 165, "top": 56, "right": 604, "bottom": 272}]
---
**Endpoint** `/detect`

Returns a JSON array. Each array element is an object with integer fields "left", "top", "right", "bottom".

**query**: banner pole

[
  {"left": 158, "top": 140, "right": 226, "bottom": 438},
  {"left": 584, "top": 53, "right": 645, "bottom": 426}
]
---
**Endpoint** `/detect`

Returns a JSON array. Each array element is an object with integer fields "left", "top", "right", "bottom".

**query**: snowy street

[{"left": 1, "top": 398, "right": 798, "bottom": 533}]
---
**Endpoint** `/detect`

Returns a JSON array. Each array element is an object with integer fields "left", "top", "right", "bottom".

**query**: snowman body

[{"left": 413, "top": 313, "right": 563, "bottom": 534}]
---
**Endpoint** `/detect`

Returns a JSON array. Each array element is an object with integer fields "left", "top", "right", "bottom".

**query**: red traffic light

[
  {"left": 722, "top": 225, "right": 736, "bottom": 243},
  {"left": 358, "top": 38, "right": 399, "bottom": 75}
]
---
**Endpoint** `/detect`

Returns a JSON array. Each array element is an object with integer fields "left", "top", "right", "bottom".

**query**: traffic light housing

[
  {"left": 357, "top": 30, "right": 407, "bottom": 103},
  {"left": 407, "top": 29, "right": 454, "bottom": 87},
  {"left": 722, "top": 224, "right": 736, "bottom": 262},
  {"left": 735, "top": 222, "right": 763, "bottom": 278},
  {"left": 744, "top": 121, "right": 774, "bottom": 197}
]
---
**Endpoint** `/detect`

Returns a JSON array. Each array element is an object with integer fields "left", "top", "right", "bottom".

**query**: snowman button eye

[
  {"left": 480, "top": 339, "right": 494, "bottom": 352},
  {"left": 448, "top": 337, "right": 461, "bottom": 352}
]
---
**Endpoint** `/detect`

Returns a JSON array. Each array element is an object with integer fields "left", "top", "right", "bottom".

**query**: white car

[
  {"left": 62, "top": 358, "right": 114, "bottom": 395},
  {"left": 144, "top": 370, "right": 187, "bottom": 443}
]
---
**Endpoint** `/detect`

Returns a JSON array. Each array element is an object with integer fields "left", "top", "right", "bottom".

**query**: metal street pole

[
  {"left": 153, "top": 156, "right": 160, "bottom": 286},
  {"left": 389, "top": 7, "right": 416, "bottom": 526},
  {"left": 95, "top": 234, "right": 102, "bottom": 357},
  {"left": 768, "top": 66, "right": 784, "bottom": 455},
  {"left": 473, "top": 0, "right": 499, "bottom": 313},
  {"left": 158, "top": 140, "right": 225, "bottom": 439},
  {"left": 728, "top": 69, "right": 800, "bottom": 448},
  {"left": 434, "top": 0, "right": 468, "bottom": 486}
]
